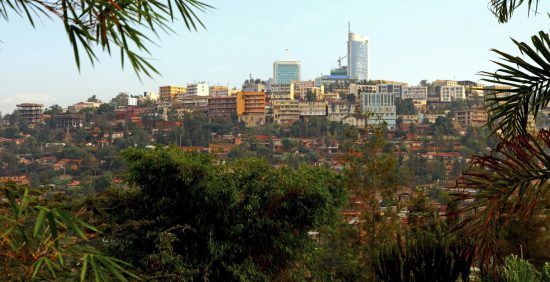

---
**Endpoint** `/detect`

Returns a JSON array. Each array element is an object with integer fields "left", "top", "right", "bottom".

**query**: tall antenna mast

[{"left": 348, "top": 21, "right": 351, "bottom": 33}]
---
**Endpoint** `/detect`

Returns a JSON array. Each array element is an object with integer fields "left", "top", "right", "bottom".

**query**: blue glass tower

[{"left": 273, "top": 60, "right": 301, "bottom": 85}]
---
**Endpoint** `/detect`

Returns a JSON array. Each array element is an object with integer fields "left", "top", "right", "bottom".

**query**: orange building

[{"left": 236, "top": 91, "right": 266, "bottom": 126}]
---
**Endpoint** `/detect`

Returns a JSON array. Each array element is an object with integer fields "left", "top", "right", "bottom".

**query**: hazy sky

[{"left": 0, "top": 0, "right": 548, "bottom": 113}]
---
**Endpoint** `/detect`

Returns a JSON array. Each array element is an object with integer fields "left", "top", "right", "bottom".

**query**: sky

[{"left": 0, "top": 0, "right": 548, "bottom": 113}]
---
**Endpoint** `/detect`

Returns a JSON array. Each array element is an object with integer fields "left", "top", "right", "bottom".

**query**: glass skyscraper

[
  {"left": 347, "top": 32, "right": 369, "bottom": 81},
  {"left": 273, "top": 60, "right": 301, "bottom": 85}
]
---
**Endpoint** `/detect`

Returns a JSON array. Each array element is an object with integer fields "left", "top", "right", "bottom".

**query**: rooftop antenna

[{"left": 348, "top": 21, "right": 351, "bottom": 33}]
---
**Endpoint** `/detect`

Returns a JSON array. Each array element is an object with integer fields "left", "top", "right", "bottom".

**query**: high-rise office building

[
  {"left": 347, "top": 25, "right": 369, "bottom": 81},
  {"left": 273, "top": 60, "right": 301, "bottom": 85},
  {"left": 361, "top": 92, "right": 396, "bottom": 129}
]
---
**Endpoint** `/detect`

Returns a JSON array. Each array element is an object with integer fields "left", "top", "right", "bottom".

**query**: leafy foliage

[
  {"left": 395, "top": 98, "right": 417, "bottom": 115},
  {"left": 373, "top": 237, "right": 410, "bottom": 282},
  {"left": 481, "top": 31, "right": 550, "bottom": 140},
  {"left": 489, "top": 0, "right": 540, "bottom": 23},
  {"left": 0, "top": 182, "right": 138, "bottom": 281},
  {"left": 373, "top": 229, "right": 472, "bottom": 282},
  {"left": 429, "top": 116, "right": 456, "bottom": 136},
  {"left": 0, "top": 0, "right": 211, "bottom": 77},
  {"left": 501, "top": 255, "right": 541, "bottom": 282},
  {"left": 87, "top": 147, "right": 347, "bottom": 280},
  {"left": 287, "top": 224, "right": 369, "bottom": 281},
  {"left": 452, "top": 129, "right": 549, "bottom": 268}
]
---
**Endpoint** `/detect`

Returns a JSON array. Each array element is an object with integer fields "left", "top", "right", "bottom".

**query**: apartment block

[
  {"left": 272, "top": 100, "right": 300, "bottom": 125},
  {"left": 159, "top": 85, "right": 187, "bottom": 102},
  {"left": 458, "top": 80, "right": 485, "bottom": 97},
  {"left": 269, "top": 83, "right": 295, "bottom": 100},
  {"left": 377, "top": 83, "right": 406, "bottom": 97},
  {"left": 187, "top": 83, "right": 209, "bottom": 96},
  {"left": 208, "top": 96, "right": 237, "bottom": 117},
  {"left": 174, "top": 95, "right": 208, "bottom": 113},
  {"left": 402, "top": 86, "right": 428, "bottom": 100},
  {"left": 209, "top": 86, "right": 229, "bottom": 97},
  {"left": 236, "top": 91, "right": 266, "bottom": 127},
  {"left": 349, "top": 84, "right": 377, "bottom": 95},
  {"left": 440, "top": 86, "right": 466, "bottom": 102},
  {"left": 299, "top": 101, "right": 327, "bottom": 117},
  {"left": 403, "top": 86, "right": 428, "bottom": 110},
  {"left": 328, "top": 101, "right": 357, "bottom": 123},
  {"left": 455, "top": 108, "right": 488, "bottom": 128}
]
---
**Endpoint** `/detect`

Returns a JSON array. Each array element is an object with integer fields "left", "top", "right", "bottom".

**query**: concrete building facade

[{"left": 361, "top": 92, "right": 396, "bottom": 129}]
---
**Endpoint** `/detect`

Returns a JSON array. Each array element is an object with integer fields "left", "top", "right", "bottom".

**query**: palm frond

[
  {"left": 489, "top": 0, "right": 540, "bottom": 23},
  {"left": 0, "top": 183, "right": 139, "bottom": 280},
  {"left": 481, "top": 31, "right": 550, "bottom": 140},
  {"left": 450, "top": 129, "right": 550, "bottom": 269},
  {"left": 0, "top": 0, "right": 212, "bottom": 77}
]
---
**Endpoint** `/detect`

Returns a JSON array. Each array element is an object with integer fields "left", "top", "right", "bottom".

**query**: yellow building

[
  {"left": 273, "top": 100, "right": 300, "bottom": 125},
  {"left": 269, "top": 83, "right": 295, "bottom": 100},
  {"left": 236, "top": 91, "right": 266, "bottom": 127},
  {"left": 433, "top": 80, "right": 458, "bottom": 87},
  {"left": 159, "top": 85, "right": 187, "bottom": 102},
  {"left": 209, "top": 86, "right": 229, "bottom": 96},
  {"left": 299, "top": 101, "right": 327, "bottom": 116}
]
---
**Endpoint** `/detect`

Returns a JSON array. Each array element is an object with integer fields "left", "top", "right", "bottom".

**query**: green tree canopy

[{"left": 88, "top": 147, "right": 347, "bottom": 280}]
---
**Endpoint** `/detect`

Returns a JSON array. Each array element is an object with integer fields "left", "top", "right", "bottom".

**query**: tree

[
  {"left": 112, "top": 92, "right": 129, "bottom": 108},
  {"left": 453, "top": 130, "right": 550, "bottom": 268},
  {"left": 44, "top": 105, "right": 64, "bottom": 116},
  {"left": 489, "top": 0, "right": 542, "bottom": 23},
  {"left": 0, "top": 0, "right": 211, "bottom": 77},
  {"left": 451, "top": 9, "right": 550, "bottom": 270},
  {"left": 88, "top": 148, "right": 347, "bottom": 280},
  {"left": 395, "top": 98, "right": 416, "bottom": 115},
  {"left": 0, "top": 183, "right": 138, "bottom": 280},
  {"left": 407, "top": 192, "right": 437, "bottom": 227},
  {"left": 288, "top": 224, "right": 369, "bottom": 281},
  {"left": 345, "top": 127, "right": 401, "bottom": 279},
  {"left": 429, "top": 116, "right": 455, "bottom": 136},
  {"left": 86, "top": 95, "right": 100, "bottom": 103},
  {"left": 306, "top": 89, "right": 317, "bottom": 101}
]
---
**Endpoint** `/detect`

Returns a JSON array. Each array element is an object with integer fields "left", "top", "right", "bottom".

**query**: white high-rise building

[
  {"left": 347, "top": 24, "right": 369, "bottom": 81},
  {"left": 440, "top": 86, "right": 466, "bottom": 102},
  {"left": 361, "top": 92, "right": 396, "bottom": 130},
  {"left": 187, "top": 83, "right": 209, "bottom": 96}
]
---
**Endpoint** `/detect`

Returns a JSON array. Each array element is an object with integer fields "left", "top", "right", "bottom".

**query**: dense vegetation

[{"left": 85, "top": 148, "right": 347, "bottom": 280}]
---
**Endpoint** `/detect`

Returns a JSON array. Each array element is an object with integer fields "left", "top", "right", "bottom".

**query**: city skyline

[{"left": 0, "top": 0, "right": 547, "bottom": 113}]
